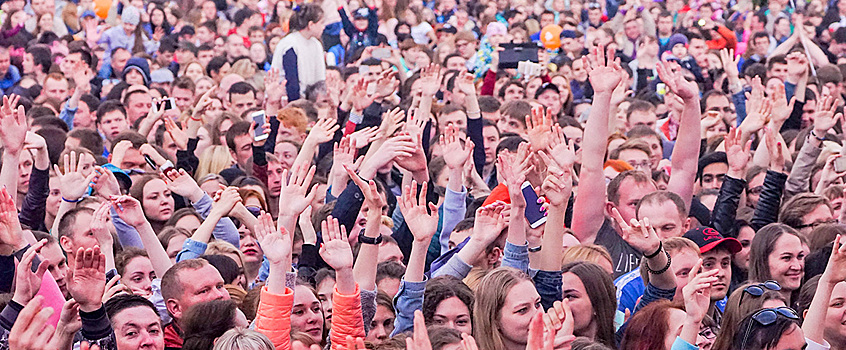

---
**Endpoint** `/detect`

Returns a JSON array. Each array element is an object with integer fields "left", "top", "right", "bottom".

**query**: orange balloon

[
  {"left": 94, "top": 0, "right": 111, "bottom": 19},
  {"left": 540, "top": 25, "right": 563, "bottom": 50}
]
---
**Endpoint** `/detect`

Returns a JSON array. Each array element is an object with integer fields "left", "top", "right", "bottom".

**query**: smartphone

[
  {"left": 144, "top": 154, "right": 158, "bottom": 170},
  {"left": 251, "top": 110, "right": 268, "bottom": 141},
  {"left": 521, "top": 181, "right": 547, "bottom": 228},
  {"left": 372, "top": 47, "right": 392, "bottom": 59},
  {"left": 498, "top": 43, "right": 541, "bottom": 69},
  {"left": 835, "top": 156, "right": 846, "bottom": 173},
  {"left": 158, "top": 98, "right": 175, "bottom": 111}
]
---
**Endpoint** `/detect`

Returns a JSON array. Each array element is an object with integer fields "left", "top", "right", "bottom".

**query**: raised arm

[
  {"left": 110, "top": 195, "right": 173, "bottom": 278},
  {"left": 438, "top": 125, "right": 473, "bottom": 252},
  {"left": 571, "top": 46, "right": 625, "bottom": 244},
  {"left": 678, "top": 260, "right": 718, "bottom": 346},
  {"left": 803, "top": 234, "right": 846, "bottom": 344},
  {"left": 397, "top": 181, "right": 439, "bottom": 282},
  {"left": 277, "top": 163, "right": 318, "bottom": 240},
  {"left": 535, "top": 135, "right": 576, "bottom": 272},
  {"left": 347, "top": 166, "right": 387, "bottom": 291},
  {"left": 253, "top": 211, "right": 295, "bottom": 350},
  {"left": 292, "top": 118, "right": 340, "bottom": 172},
  {"left": 0, "top": 95, "right": 28, "bottom": 196},
  {"left": 612, "top": 209, "right": 675, "bottom": 290},
  {"left": 659, "top": 61, "right": 702, "bottom": 209},
  {"left": 320, "top": 216, "right": 366, "bottom": 348}
]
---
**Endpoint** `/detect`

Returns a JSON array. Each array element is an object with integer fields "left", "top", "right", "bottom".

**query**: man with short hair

[
  {"left": 23, "top": 45, "right": 51, "bottom": 85},
  {"left": 697, "top": 152, "right": 728, "bottom": 192},
  {"left": 171, "top": 77, "right": 197, "bottom": 112},
  {"left": 97, "top": 101, "right": 131, "bottom": 149},
  {"left": 226, "top": 121, "right": 254, "bottom": 169},
  {"left": 57, "top": 208, "right": 101, "bottom": 269},
  {"left": 780, "top": 193, "right": 836, "bottom": 235},
  {"left": 123, "top": 88, "right": 153, "bottom": 125},
  {"left": 32, "top": 232, "right": 71, "bottom": 299},
  {"left": 227, "top": 82, "right": 257, "bottom": 117},
  {"left": 161, "top": 259, "right": 230, "bottom": 349},
  {"left": 226, "top": 34, "right": 250, "bottom": 61},
  {"left": 683, "top": 227, "right": 742, "bottom": 323},
  {"left": 0, "top": 46, "right": 18, "bottom": 93},
  {"left": 703, "top": 91, "right": 737, "bottom": 126},
  {"left": 609, "top": 140, "right": 653, "bottom": 173},
  {"left": 43, "top": 73, "right": 70, "bottom": 102},
  {"left": 110, "top": 131, "right": 150, "bottom": 171}
]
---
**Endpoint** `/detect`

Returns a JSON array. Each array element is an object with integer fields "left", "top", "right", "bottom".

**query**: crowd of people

[{"left": 1, "top": 0, "right": 846, "bottom": 349}]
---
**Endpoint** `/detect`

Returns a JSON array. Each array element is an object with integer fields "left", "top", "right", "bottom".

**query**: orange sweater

[
  {"left": 329, "top": 284, "right": 366, "bottom": 350},
  {"left": 254, "top": 284, "right": 365, "bottom": 350},
  {"left": 256, "top": 287, "right": 295, "bottom": 350}
]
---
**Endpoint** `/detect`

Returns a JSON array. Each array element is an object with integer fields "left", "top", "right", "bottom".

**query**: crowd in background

[{"left": 2, "top": 0, "right": 846, "bottom": 349}]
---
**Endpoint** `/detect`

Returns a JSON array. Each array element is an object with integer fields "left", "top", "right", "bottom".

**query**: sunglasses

[
  {"left": 740, "top": 307, "right": 799, "bottom": 350},
  {"left": 740, "top": 280, "right": 781, "bottom": 304}
]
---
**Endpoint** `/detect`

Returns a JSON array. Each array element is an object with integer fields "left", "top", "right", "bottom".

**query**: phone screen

[
  {"left": 521, "top": 181, "right": 547, "bottom": 228},
  {"left": 251, "top": 111, "right": 268, "bottom": 141}
]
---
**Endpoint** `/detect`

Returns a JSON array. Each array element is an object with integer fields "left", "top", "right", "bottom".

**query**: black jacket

[{"left": 751, "top": 170, "right": 788, "bottom": 231}]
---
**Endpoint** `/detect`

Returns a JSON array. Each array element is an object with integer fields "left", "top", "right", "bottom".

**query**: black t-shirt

[{"left": 594, "top": 218, "right": 642, "bottom": 279}]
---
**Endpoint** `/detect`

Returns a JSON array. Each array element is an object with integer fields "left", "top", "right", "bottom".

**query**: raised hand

[
  {"left": 91, "top": 166, "right": 121, "bottom": 199},
  {"left": 90, "top": 202, "right": 114, "bottom": 247},
  {"left": 538, "top": 163, "right": 573, "bottom": 206},
  {"left": 543, "top": 300, "right": 576, "bottom": 349},
  {"left": 822, "top": 234, "right": 846, "bottom": 282},
  {"left": 813, "top": 93, "right": 842, "bottom": 136},
  {"left": 763, "top": 127, "right": 785, "bottom": 173},
  {"left": 546, "top": 126, "right": 577, "bottom": 170},
  {"left": 55, "top": 299, "right": 82, "bottom": 337},
  {"left": 406, "top": 310, "right": 434, "bottom": 350},
  {"left": 163, "top": 117, "right": 188, "bottom": 150},
  {"left": 454, "top": 71, "right": 477, "bottom": 96},
  {"left": 379, "top": 107, "right": 406, "bottom": 138},
  {"left": 332, "top": 137, "right": 360, "bottom": 180},
  {"left": 254, "top": 211, "right": 291, "bottom": 266},
  {"left": 440, "top": 124, "right": 474, "bottom": 170},
  {"left": 350, "top": 78, "right": 377, "bottom": 112},
  {"left": 162, "top": 168, "right": 205, "bottom": 202},
  {"left": 585, "top": 44, "right": 623, "bottom": 94},
  {"left": 12, "top": 240, "right": 50, "bottom": 305},
  {"left": 472, "top": 202, "right": 507, "bottom": 246},
  {"left": 527, "top": 311, "right": 555, "bottom": 350},
  {"left": 497, "top": 150, "right": 532, "bottom": 208},
  {"left": 397, "top": 180, "right": 439, "bottom": 244},
  {"left": 656, "top": 60, "right": 698, "bottom": 100},
  {"left": 374, "top": 71, "right": 400, "bottom": 99},
  {"left": 0, "top": 94, "right": 27, "bottom": 155},
  {"left": 460, "top": 334, "right": 478, "bottom": 350},
  {"left": 68, "top": 246, "right": 106, "bottom": 312},
  {"left": 342, "top": 336, "right": 367, "bottom": 350},
  {"left": 210, "top": 186, "right": 242, "bottom": 217},
  {"left": 8, "top": 296, "right": 56, "bottom": 350},
  {"left": 345, "top": 165, "right": 384, "bottom": 213},
  {"left": 109, "top": 195, "right": 148, "bottom": 228},
  {"left": 264, "top": 68, "right": 286, "bottom": 107},
  {"left": 526, "top": 106, "right": 554, "bottom": 151},
  {"left": 278, "top": 163, "right": 317, "bottom": 219},
  {"left": 719, "top": 49, "right": 740, "bottom": 80},
  {"left": 307, "top": 118, "right": 340, "bottom": 145},
  {"left": 769, "top": 81, "right": 794, "bottom": 126},
  {"left": 0, "top": 187, "right": 24, "bottom": 250},
  {"left": 739, "top": 89, "right": 771, "bottom": 135},
  {"left": 348, "top": 126, "right": 380, "bottom": 148},
  {"left": 53, "top": 151, "right": 97, "bottom": 202},
  {"left": 743, "top": 76, "right": 766, "bottom": 124},
  {"left": 418, "top": 64, "right": 442, "bottom": 96},
  {"left": 611, "top": 208, "right": 660, "bottom": 255},
  {"left": 682, "top": 260, "right": 718, "bottom": 324},
  {"left": 724, "top": 127, "right": 752, "bottom": 178},
  {"left": 319, "top": 216, "right": 353, "bottom": 271}
]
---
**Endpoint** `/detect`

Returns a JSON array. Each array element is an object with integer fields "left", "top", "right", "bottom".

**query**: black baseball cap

[{"left": 683, "top": 226, "right": 742, "bottom": 254}]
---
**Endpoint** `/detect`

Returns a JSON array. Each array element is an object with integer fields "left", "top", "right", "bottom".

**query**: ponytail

[{"left": 288, "top": 3, "right": 323, "bottom": 32}]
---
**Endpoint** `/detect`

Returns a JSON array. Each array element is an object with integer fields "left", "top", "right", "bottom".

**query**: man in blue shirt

[{"left": 0, "top": 46, "right": 21, "bottom": 95}]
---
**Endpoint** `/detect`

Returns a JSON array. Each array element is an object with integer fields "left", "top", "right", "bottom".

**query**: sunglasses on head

[
  {"left": 740, "top": 280, "right": 781, "bottom": 304},
  {"left": 740, "top": 307, "right": 799, "bottom": 350}
]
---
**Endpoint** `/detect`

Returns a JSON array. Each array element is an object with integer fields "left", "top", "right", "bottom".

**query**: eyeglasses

[
  {"left": 627, "top": 160, "right": 651, "bottom": 170},
  {"left": 795, "top": 218, "right": 838, "bottom": 229},
  {"left": 748, "top": 186, "right": 764, "bottom": 195},
  {"left": 740, "top": 307, "right": 799, "bottom": 350},
  {"left": 739, "top": 280, "right": 781, "bottom": 304},
  {"left": 698, "top": 326, "right": 716, "bottom": 340}
]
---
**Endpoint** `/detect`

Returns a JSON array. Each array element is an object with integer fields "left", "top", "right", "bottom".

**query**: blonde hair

[
  {"left": 195, "top": 145, "right": 234, "bottom": 181},
  {"left": 561, "top": 244, "right": 612, "bottom": 270},
  {"left": 473, "top": 267, "right": 533, "bottom": 350},
  {"left": 230, "top": 58, "right": 257, "bottom": 80},
  {"left": 213, "top": 328, "right": 274, "bottom": 350},
  {"left": 206, "top": 241, "right": 246, "bottom": 267}
]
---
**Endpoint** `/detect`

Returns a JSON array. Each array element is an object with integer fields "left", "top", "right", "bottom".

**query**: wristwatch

[{"left": 358, "top": 230, "right": 383, "bottom": 245}]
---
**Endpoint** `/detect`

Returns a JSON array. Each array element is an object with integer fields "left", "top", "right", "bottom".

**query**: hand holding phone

[
  {"left": 521, "top": 181, "right": 547, "bottom": 228},
  {"left": 251, "top": 110, "right": 269, "bottom": 142}
]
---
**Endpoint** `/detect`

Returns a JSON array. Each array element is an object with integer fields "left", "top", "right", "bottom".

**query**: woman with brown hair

[
  {"left": 711, "top": 281, "right": 788, "bottom": 350},
  {"left": 748, "top": 223, "right": 809, "bottom": 304},
  {"left": 472, "top": 267, "right": 541, "bottom": 350}
]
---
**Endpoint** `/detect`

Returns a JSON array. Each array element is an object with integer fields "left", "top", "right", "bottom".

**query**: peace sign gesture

[{"left": 611, "top": 207, "right": 661, "bottom": 255}]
